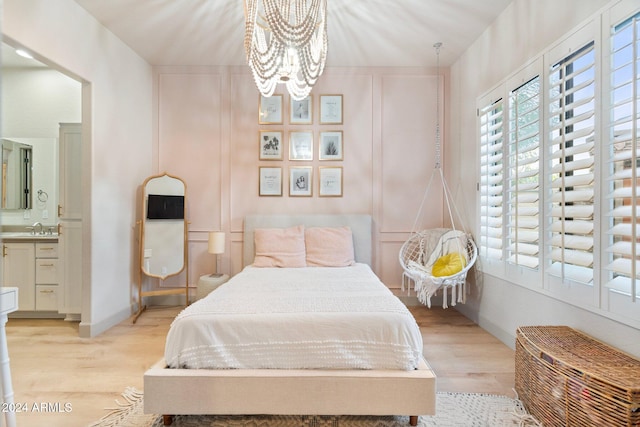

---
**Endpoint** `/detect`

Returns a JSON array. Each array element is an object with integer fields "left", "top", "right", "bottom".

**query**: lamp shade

[{"left": 208, "top": 231, "right": 225, "bottom": 255}]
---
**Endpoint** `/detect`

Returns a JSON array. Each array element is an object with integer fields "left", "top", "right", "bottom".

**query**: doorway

[{"left": 1, "top": 42, "right": 85, "bottom": 333}]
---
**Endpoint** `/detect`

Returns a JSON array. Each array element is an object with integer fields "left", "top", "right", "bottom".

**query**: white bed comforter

[{"left": 165, "top": 264, "right": 423, "bottom": 370}]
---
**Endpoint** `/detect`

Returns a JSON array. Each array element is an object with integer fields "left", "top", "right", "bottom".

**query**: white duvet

[{"left": 165, "top": 264, "right": 423, "bottom": 370}]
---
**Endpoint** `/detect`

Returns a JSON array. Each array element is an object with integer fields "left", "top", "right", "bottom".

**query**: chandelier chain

[{"left": 434, "top": 42, "right": 442, "bottom": 170}]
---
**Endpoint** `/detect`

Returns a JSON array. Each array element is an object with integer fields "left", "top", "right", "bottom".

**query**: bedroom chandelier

[{"left": 243, "top": 0, "right": 328, "bottom": 101}]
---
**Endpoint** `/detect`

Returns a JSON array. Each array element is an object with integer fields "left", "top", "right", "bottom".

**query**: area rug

[{"left": 90, "top": 387, "right": 541, "bottom": 427}]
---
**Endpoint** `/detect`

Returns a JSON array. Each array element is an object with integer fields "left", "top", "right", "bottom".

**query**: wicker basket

[{"left": 515, "top": 326, "right": 640, "bottom": 427}]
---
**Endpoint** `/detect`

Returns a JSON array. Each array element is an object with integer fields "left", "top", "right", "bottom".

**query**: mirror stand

[{"left": 133, "top": 173, "right": 189, "bottom": 324}]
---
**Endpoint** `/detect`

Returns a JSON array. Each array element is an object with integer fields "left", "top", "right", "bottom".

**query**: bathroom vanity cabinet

[
  {"left": 2, "top": 242, "right": 35, "bottom": 311},
  {"left": 1, "top": 239, "right": 67, "bottom": 316}
]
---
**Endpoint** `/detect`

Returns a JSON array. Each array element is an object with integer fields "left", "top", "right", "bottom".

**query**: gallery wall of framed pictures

[{"left": 257, "top": 93, "right": 344, "bottom": 197}]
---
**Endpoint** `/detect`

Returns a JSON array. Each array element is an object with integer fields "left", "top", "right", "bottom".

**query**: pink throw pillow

[
  {"left": 305, "top": 227, "right": 355, "bottom": 267},
  {"left": 253, "top": 225, "right": 307, "bottom": 267}
]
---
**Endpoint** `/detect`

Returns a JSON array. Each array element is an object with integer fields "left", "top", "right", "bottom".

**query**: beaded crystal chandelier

[{"left": 243, "top": 0, "right": 328, "bottom": 101}]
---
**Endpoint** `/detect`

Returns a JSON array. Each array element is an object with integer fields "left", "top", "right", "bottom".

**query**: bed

[{"left": 144, "top": 214, "right": 436, "bottom": 426}]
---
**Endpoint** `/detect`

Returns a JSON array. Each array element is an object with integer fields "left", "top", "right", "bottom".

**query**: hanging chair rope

[
  {"left": 409, "top": 42, "right": 466, "bottom": 236},
  {"left": 399, "top": 42, "right": 477, "bottom": 309},
  {"left": 411, "top": 167, "right": 468, "bottom": 236},
  {"left": 434, "top": 41, "right": 442, "bottom": 171}
]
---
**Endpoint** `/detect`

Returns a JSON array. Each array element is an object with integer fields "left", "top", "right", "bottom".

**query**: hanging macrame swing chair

[{"left": 399, "top": 43, "right": 477, "bottom": 309}]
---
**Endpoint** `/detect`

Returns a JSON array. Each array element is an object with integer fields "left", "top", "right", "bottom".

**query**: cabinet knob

[
  {"left": 2, "top": 245, "right": 6, "bottom": 257},
  {"left": 57, "top": 224, "right": 62, "bottom": 236},
  {"left": 58, "top": 204, "right": 63, "bottom": 216}
]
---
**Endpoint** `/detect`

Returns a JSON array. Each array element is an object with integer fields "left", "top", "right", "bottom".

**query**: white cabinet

[
  {"left": 35, "top": 242, "right": 59, "bottom": 311},
  {"left": 58, "top": 222, "right": 82, "bottom": 317},
  {"left": 2, "top": 242, "right": 60, "bottom": 313},
  {"left": 58, "top": 123, "right": 82, "bottom": 220},
  {"left": 58, "top": 123, "right": 82, "bottom": 320},
  {"left": 2, "top": 243, "right": 35, "bottom": 311},
  {"left": 35, "top": 258, "right": 58, "bottom": 283}
]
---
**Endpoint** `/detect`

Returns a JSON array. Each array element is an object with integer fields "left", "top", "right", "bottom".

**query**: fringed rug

[{"left": 90, "top": 387, "right": 541, "bottom": 427}]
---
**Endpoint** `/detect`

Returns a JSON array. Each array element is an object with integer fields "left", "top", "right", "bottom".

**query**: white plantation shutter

[
  {"left": 605, "top": 11, "right": 640, "bottom": 300},
  {"left": 479, "top": 98, "right": 505, "bottom": 261},
  {"left": 474, "top": 5, "right": 640, "bottom": 327},
  {"left": 507, "top": 77, "right": 541, "bottom": 269},
  {"left": 548, "top": 41, "right": 596, "bottom": 284}
]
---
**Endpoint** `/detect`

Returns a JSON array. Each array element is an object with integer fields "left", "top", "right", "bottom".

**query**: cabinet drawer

[
  {"left": 35, "top": 243, "right": 58, "bottom": 258},
  {"left": 36, "top": 259, "right": 59, "bottom": 284},
  {"left": 35, "top": 285, "right": 58, "bottom": 311},
  {"left": 0, "top": 288, "right": 18, "bottom": 314}
]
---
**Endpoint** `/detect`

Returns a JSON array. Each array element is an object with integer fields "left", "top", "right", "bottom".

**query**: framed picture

[
  {"left": 259, "top": 130, "right": 283, "bottom": 160},
  {"left": 290, "top": 95, "right": 312, "bottom": 124},
  {"left": 259, "top": 94, "right": 283, "bottom": 124},
  {"left": 320, "top": 95, "right": 343, "bottom": 124},
  {"left": 289, "top": 131, "right": 314, "bottom": 161},
  {"left": 259, "top": 167, "right": 282, "bottom": 196},
  {"left": 319, "top": 167, "right": 343, "bottom": 197},
  {"left": 289, "top": 166, "right": 313, "bottom": 197},
  {"left": 319, "top": 131, "right": 343, "bottom": 160}
]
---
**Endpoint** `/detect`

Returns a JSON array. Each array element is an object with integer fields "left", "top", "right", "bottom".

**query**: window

[
  {"left": 605, "top": 11, "right": 640, "bottom": 300},
  {"left": 507, "top": 77, "right": 541, "bottom": 269},
  {"left": 479, "top": 98, "right": 505, "bottom": 261},
  {"left": 476, "top": 4, "right": 640, "bottom": 326},
  {"left": 547, "top": 42, "right": 596, "bottom": 285}
]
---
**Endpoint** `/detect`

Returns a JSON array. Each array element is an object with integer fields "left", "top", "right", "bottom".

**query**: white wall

[
  {"left": 449, "top": 0, "right": 640, "bottom": 357},
  {"left": 3, "top": 0, "right": 154, "bottom": 336}
]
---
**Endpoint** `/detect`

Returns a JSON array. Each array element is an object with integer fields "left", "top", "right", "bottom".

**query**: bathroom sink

[{"left": 1, "top": 232, "right": 58, "bottom": 239}]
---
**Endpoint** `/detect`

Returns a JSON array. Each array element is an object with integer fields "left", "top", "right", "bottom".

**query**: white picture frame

[
  {"left": 289, "top": 131, "right": 314, "bottom": 161},
  {"left": 319, "top": 131, "right": 343, "bottom": 160},
  {"left": 320, "top": 94, "right": 343, "bottom": 124},
  {"left": 290, "top": 95, "right": 312, "bottom": 124},
  {"left": 289, "top": 166, "right": 313, "bottom": 197},
  {"left": 319, "top": 166, "right": 343, "bottom": 197},
  {"left": 259, "top": 167, "right": 282, "bottom": 196},
  {"left": 259, "top": 130, "right": 283, "bottom": 160},
  {"left": 259, "top": 94, "right": 283, "bottom": 124}
]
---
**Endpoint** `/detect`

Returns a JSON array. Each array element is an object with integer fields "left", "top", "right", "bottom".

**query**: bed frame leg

[
  {"left": 409, "top": 415, "right": 418, "bottom": 426},
  {"left": 162, "top": 414, "right": 174, "bottom": 425}
]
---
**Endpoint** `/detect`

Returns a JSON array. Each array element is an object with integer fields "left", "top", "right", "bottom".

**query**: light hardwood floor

[{"left": 5, "top": 304, "right": 515, "bottom": 427}]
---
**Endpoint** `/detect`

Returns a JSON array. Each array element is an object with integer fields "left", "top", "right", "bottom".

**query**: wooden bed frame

[{"left": 143, "top": 214, "right": 437, "bottom": 425}]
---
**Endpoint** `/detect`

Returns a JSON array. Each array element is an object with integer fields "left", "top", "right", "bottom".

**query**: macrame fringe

[
  {"left": 509, "top": 389, "right": 544, "bottom": 427},
  {"left": 408, "top": 272, "right": 467, "bottom": 309},
  {"left": 89, "top": 386, "right": 144, "bottom": 427}
]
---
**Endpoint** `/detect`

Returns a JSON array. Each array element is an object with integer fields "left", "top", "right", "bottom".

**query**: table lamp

[{"left": 208, "top": 231, "right": 225, "bottom": 277}]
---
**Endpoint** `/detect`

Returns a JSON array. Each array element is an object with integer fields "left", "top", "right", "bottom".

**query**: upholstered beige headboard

[{"left": 243, "top": 214, "right": 372, "bottom": 267}]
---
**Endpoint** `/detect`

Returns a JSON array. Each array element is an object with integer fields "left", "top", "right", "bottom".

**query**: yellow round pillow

[{"left": 432, "top": 252, "right": 467, "bottom": 277}]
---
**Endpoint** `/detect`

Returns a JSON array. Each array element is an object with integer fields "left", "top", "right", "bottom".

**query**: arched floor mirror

[{"left": 133, "top": 172, "right": 189, "bottom": 323}]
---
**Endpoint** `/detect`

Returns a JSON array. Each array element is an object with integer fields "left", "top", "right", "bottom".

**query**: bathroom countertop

[{"left": 1, "top": 232, "right": 59, "bottom": 242}]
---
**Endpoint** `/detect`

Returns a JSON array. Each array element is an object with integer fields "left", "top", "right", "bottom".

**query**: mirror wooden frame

[{"left": 133, "top": 172, "right": 189, "bottom": 323}]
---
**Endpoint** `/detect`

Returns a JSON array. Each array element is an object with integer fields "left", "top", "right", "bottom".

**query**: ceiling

[{"left": 63, "top": 0, "right": 513, "bottom": 69}]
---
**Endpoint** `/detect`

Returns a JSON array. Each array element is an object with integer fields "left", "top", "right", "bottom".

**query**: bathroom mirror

[
  {"left": 134, "top": 172, "right": 189, "bottom": 323},
  {"left": 1, "top": 138, "right": 32, "bottom": 210}
]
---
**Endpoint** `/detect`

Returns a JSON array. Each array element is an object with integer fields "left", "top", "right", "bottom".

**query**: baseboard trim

[
  {"left": 79, "top": 306, "right": 130, "bottom": 338},
  {"left": 9, "top": 311, "right": 65, "bottom": 320},
  {"left": 477, "top": 312, "right": 516, "bottom": 350}
]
